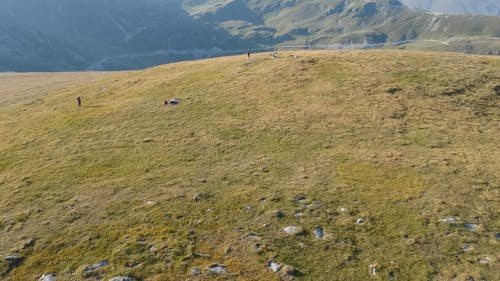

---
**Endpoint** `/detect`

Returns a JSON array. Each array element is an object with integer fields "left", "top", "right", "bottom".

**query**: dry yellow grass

[
  {"left": 0, "top": 51, "right": 499, "bottom": 281},
  {"left": 0, "top": 72, "right": 119, "bottom": 107}
]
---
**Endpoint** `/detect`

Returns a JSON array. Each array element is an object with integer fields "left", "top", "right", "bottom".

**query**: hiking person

[
  {"left": 247, "top": 49, "right": 251, "bottom": 59},
  {"left": 76, "top": 96, "right": 81, "bottom": 108}
]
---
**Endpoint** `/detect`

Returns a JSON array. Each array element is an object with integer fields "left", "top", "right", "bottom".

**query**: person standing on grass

[{"left": 76, "top": 95, "right": 81, "bottom": 108}]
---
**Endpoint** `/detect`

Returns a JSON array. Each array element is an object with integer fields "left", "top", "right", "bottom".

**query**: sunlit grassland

[{"left": 0, "top": 50, "right": 499, "bottom": 281}]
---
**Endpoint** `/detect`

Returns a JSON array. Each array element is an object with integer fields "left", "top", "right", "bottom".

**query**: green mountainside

[
  {"left": 0, "top": 0, "right": 247, "bottom": 71},
  {"left": 1, "top": 50, "right": 499, "bottom": 281},
  {"left": 401, "top": 0, "right": 500, "bottom": 16},
  {"left": 1, "top": 0, "right": 500, "bottom": 71},
  {"left": 186, "top": 0, "right": 500, "bottom": 44}
]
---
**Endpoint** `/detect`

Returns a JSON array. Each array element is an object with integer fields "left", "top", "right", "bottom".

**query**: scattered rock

[
  {"left": 164, "top": 98, "right": 180, "bottom": 105},
  {"left": 305, "top": 203, "right": 323, "bottom": 209},
  {"left": 136, "top": 238, "right": 147, "bottom": 244},
  {"left": 252, "top": 243, "right": 264, "bottom": 254},
  {"left": 245, "top": 233, "right": 262, "bottom": 240},
  {"left": 387, "top": 87, "right": 402, "bottom": 94},
  {"left": 263, "top": 223, "right": 271, "bottom": 228},
  {"left": 388, "top": 272, "right": 395, "bottom": 279},
  {"left": 146, "top": 201, "right": 156, "bottom": 205},
  {"left": 21, "top": 238, "right": 36, "bottom": 249},
  {"left": 369, "top": 263, "right": 378, "bottom": 276},
  {"left": 147, "top": 245, "right": 158, "bottom": 255},
  {"left": 340, "top": 207, "right": 348, "bottom": 213},
  {"left": 462, "top": 244, "right": 473, "bottom": 252},
  {"left": 268, "top": 261, "right": 282, "bottom": 273},
  {"left": 477, "top": 257, "right": 492, "bottom": 265},
  {"left": 313, "top": 227, "right": 324, "bottom": 239},
  {"left": 84, "top": 260, "right": 109, "bottom": 273},
  {"left": 243, "top": 205, "right": 254, "bottom": 211},
  {"left": 39, "top": 274, "right": 56, "bottom": 281},
  {"left": 163, "top": 252, "right": 172, "bottom": 264},
  {"left": 193, "top": 192, "right": 212, "bottom": 201},
  {"left": 4, "top": 255, "right": 24, "bottom": 271},
  {"left": 283, "top": 226, "right": 304, "bottom": 236},
  {"left": 467, "top": 275, "right": 475, "bottom": 281},
  {"left": 293, "top": 211, "right": 304, "bottom": 217},
  {"left": 440, "top": 217, "right": 459, "bottom": 224},
  {"left": 464, "top": 223, "right": 478, "bottom": 231},
  {"left": 294, "top": 195, "right": 307, "bottom": 203},
  {"left": 356, "top": 218, "right": 365, "bottom": 224},
  {"left": 190, "top": 268, "right": 202, "bottom": 276},
  {"left": 280, "top": 265, "right": 297, "bottom": 280},
  {"left": 268, "top": 261, "right": 296, "bottom": 279},
  {"left": 493, "top": 85, "right": 500, "bottom": 95},
  {"left": 208, "top": 264, "right": 227, "bottom": 275},
  {"left": 495, "top": 233, "right": 500, "bottom": 240},
  {"left": 109, "top": 277, "right": 135, "bottom": 281}
]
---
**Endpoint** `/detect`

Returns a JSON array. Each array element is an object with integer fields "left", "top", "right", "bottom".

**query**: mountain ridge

[
  {"left": 1, "top": 0, "right": 499, "bottom": 71},
  {"left": 400, "top": 0, "right": 500, "bottom": 16}
]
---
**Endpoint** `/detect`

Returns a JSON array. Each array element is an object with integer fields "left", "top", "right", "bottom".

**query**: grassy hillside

[
  {"left": 0, "top": 51, "right": 499, "bottom": 281},
  {"left": 401, "top": 0, "right": 500, "bottom": 16},
  {"left": 0, "top": 72, "right": 117, "bottom": 107}
]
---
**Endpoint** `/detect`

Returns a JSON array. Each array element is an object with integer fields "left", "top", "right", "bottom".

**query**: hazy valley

[{"left": 1, "top": 0, "right": 499, "bottom": 71}]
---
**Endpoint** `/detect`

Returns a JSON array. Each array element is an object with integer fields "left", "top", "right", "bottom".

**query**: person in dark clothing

[
  {"left": 76, "top": 96, "right": 81, "bottom": 108},
  {"left": 247, "top": 49, "right": 251, "bottom": 59}
]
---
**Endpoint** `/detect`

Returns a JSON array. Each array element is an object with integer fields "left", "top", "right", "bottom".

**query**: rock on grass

[
  {"left": 268, "top": 261, "right": 297, "bottom": 280},
  {"left": 283, "top": 226, "right": 304, "bottom": 236},
  {"left": 84, "top": 260, "right": 109, "bottom": 272},
  {"left": 314, "top": 227, "right": 324, "bottom": 239},
  {"left": 80, "top": 260, "right": 109, "bottom": 278},
  {"left": 2, "top": 255, "right": 24, "bottom": 275},
  {"left": 109, "top": 277, "right": 135, "bottom": 281},
  {"left": 190, "top": 268, "right": 202, "bottom": 276},
  {"left": 39, "top": 274, "right": 56, "bottom": 281},
  {"left": 208, "top": 264, "right": 227, "bottom": 275}
]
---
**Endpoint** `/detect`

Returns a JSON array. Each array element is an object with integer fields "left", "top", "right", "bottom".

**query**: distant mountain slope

[
  {"left": 187, "top": 0, "right": 500, "bottom": 46},
  {"left": 1, "top": 0, "right": 499, "bottom": 71},
  {"left": 401, "top": 0, "right": 500, "bottom": 16},
  {"left": 0, "top": 0, "right": 248, "bottom": 71}
]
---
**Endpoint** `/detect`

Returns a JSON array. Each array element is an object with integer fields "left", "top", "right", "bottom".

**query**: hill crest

[{"left": 1, "top": 50, "right": 499, "bottom": 281}]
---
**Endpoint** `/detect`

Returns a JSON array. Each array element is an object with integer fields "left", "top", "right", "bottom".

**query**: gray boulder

[
  {"left": 39, "top": 274, "right": 56, "bottom": 281},
  {"left": 109, "top": 277, "right": 135, "bottom": 281},
  {"left": 84, "top": 260, "right": 109, "bottom": 272}
]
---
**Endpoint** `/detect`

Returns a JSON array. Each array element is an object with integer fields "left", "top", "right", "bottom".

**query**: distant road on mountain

[{"left": 1, "top": 0, "right": 499, "bottom": 71}]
